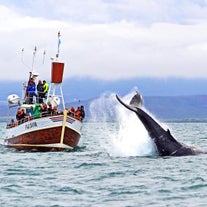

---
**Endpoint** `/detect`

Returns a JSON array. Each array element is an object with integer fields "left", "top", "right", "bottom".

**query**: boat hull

[{"left": 4, "top": 114, "right": 82, "bottom": 151}]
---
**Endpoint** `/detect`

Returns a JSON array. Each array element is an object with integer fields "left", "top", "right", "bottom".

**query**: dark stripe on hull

[{"left": 4, "top": 126, "right": 80, "bottom": 152}]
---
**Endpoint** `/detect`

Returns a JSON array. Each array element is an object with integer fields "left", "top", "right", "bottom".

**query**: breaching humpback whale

[{"left": 116, "top": 93, "right": 206, "bottom": 156}]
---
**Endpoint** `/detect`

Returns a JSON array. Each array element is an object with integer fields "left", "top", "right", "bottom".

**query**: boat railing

[
  {"left": 6, "top": 109, "right": 83, "bottom": 129},
  {"left": 24, "top": 94, "right": 46, "bottom": 105}
]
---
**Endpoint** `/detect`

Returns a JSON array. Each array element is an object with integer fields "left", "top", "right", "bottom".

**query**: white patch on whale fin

[{"left": 129, "top": 92, "right": 143, "bottom": 108}]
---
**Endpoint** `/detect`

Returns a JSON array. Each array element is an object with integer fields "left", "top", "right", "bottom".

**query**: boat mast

[
  {"left": 32, "top": 46, "right": 37, "bottom": 74},
  {"left": 47, "top": 32, "right": 65, "bottom": 109}
]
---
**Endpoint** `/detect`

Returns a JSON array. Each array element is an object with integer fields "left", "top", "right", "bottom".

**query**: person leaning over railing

[
  {"left": 16, "top": 109, "right": 26, "bottom": 124},
  {"left": 33, "top": 103, "right": 42, "bottom": 118},
  {"left": 68, "top": 106, "right": 75, "bottom": 117},
  {"left": 52, "top": 106, "right": 58, "bottom": 115},
  {"left": 40, "top": 103, "right": 48, "bottom": 116}
]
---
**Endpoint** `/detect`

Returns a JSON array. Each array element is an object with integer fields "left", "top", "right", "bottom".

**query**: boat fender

[{"left": 7, "top": 94, "right": 19, "bottom": 104}]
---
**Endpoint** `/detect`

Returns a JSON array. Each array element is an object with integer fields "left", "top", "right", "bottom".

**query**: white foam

[{"left": 89, "top": 92, "right": 157, "bottom": 157}]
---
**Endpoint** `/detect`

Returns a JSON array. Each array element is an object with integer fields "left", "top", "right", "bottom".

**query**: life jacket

[
  {"left": 43, "top": 82, "right": 49, "bottom": 94},
  {"left": 75, "top": 108, "right": 82, "bottom": 120},
  {"left": 70, "top": 106, "right": 75, "bottom": 112}
]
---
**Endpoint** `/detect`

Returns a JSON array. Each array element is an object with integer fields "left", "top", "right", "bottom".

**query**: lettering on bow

[{"left": 25, "top": 122, "right": 37, "bottom": 130}]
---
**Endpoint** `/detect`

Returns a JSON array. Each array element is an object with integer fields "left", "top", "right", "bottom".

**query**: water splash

[
  {"left": 89, "top": 92, "right": 157, "bottom": 157},
  {"left": 89, "top": 92, "right": 117, "bottom": 122}
]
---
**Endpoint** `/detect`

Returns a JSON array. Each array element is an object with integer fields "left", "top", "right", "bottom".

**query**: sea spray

[
  {"left": 113, "top": 93, "right": 157, "bottom": 156},
  {"left": 89, "top": 92, "right": 157, "bottom": 157},
  {"left": 89, "top": 93, "right": 117, "bottom": 122}
]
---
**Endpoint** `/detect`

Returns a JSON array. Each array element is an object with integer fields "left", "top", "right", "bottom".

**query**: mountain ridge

[
  {"left": 1, "top": 78, "right": 207, "bottom": 120},
  {"left": 1, "top": 95, "right": 207, "bottom": 120}
]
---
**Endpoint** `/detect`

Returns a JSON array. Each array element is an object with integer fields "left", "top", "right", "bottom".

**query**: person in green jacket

[
  {"left": 33, "top": 103, "right": 42, "bottom": 118},
  {"left": 43, "top": 80, "right": 49, "bottom": 98}
]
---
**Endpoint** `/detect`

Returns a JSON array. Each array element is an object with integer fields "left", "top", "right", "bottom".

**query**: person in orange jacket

[{"left": 75, "top": 106, "right": 82, "bottom": 120}]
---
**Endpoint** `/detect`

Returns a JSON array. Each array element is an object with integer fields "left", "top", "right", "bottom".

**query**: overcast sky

[{"left": 1, "top": 0, "right": 207, "bottom": 81}]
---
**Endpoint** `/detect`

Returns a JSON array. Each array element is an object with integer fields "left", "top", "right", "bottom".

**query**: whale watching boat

[{"left": 4, "top": 33, "right": 84, "bottom": 151}]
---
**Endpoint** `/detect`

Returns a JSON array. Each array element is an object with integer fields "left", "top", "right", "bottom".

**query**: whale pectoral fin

[
  {"left": 116, "top": 93, "right": 143, "bottom": 112},
  {"left": 116, "top": 94, "right": 137, "bottom": 112}
]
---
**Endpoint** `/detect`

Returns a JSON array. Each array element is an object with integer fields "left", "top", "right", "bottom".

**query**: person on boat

[
  {"left": 16, "top": 109, "right": 26, "bottom": 124},
  {"left": 26, "top": 78, "right": 37, "bottom": 104},
  {"left": 8, "top": 119, "right": 16, "bottom": 128},
  {"left": 43, "top": 80, "right": 49, "bottom": 99},
  {"left": 40, "top": 103, "right": 48, "bottom": 116},
  {"left": 22, "top": 109, "right": 29, "bottom": 122},
  {"left": 26, "top": 106, "right": 34, "bottom": 119},
  {"left": 16, "top": 109, "right": 21, "bottom": 121},
  {"left": 80, "top": 105, "right": 85, "bottom": 120},
  {"left": 33, "top": 103, "right": 42, "bottom": 118},
  {"left": 47, "top": 104, "right": 53, "bottom": 115},
  {"left": 52, "top": 106, "right": 58, "bottom": 115},
  {"left": 37, "top": 80, "right": 44, "bottom": 103},
  {"left": 75, "top": 106, "right": 82, "bottom": 120},
  {"left": 68, "top": 106, "right": 75, "bottom": 116}
]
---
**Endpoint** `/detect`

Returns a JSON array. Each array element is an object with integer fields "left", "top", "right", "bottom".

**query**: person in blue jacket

[{"left": 26, "top": 78, "right": 37, "bottom": 104}]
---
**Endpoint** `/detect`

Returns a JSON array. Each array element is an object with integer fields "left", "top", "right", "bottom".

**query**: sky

[{"left": 1, "top": 0, "right": 207, "bottom": 81}]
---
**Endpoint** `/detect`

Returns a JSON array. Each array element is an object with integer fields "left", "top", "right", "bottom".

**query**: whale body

[{"left": 116, "top": 93, "right": 206, "bottom": 156}]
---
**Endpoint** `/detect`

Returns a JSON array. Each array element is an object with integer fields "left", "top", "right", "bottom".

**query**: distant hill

[
  {"left": 1, "top": 95, "right": 207, "bottom": 121},
  {"left": 144, "top": 95, "right": 207, "bottom": 120},
  {"left": 1, "top": 77, "right": 207, "bottom": 121},
  {"left": 83, "top": 95, "right": 207, "bottom": 121}
]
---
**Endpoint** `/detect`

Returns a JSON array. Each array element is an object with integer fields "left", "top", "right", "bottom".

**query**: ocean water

[{"left": 1, "top": 95, "right": 207, "bottom": 207}]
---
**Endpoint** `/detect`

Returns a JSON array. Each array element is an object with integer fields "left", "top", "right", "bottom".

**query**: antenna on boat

[
  {"left": 21, "top": 47, "right": 46, "bottom": 72},
  {"left": 56, "top": 31, "right": 61, "bottom": 60},
  {"left": 31, "top": 46, "right": 37, "bottom": 73},
  {"left": 35, "top": 49, "right": 46, "bottom": 69},
  {"left": 43, "top": 50, "right": 46, "bottom": 64}
]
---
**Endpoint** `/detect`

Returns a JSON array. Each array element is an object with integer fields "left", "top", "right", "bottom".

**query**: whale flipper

[{"left": 116, "top": 94, "right": 138, "bottom": 112}]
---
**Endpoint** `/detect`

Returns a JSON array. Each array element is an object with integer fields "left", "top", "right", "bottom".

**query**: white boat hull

[{"left": 4, "top": 113, "right": 82, "bottom": 151}]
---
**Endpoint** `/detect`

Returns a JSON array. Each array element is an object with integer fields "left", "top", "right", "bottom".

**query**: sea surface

[{"left": 1, "top": 101, "right": 207, "bottom": 206}]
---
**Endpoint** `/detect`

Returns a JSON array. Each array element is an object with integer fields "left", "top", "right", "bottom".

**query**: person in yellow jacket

[{"left": 43, "top": 80, "right": 49, "bottom": 98}]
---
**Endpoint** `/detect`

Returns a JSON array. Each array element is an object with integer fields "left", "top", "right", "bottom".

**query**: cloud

[{"left": 1, "top": 1, "right": 207, "bottom": 81}]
